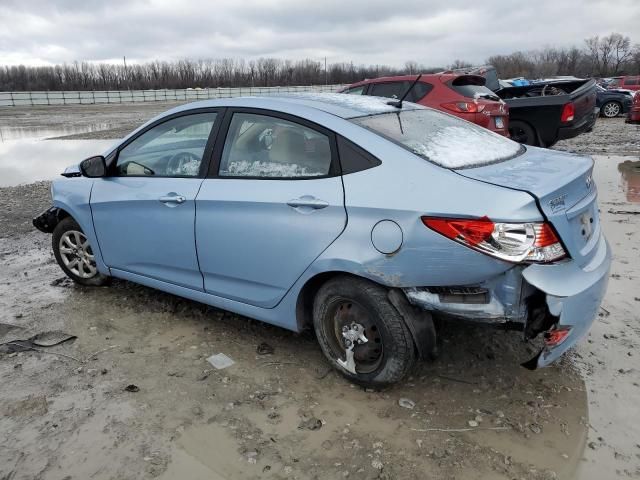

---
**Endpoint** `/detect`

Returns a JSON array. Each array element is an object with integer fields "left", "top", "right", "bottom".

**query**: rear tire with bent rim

[
  {"left": 313, "top": 276, "right": 416, "bottom": 388},
  {"left": 52, "top": 217, "right": 110, "bottom": 286}
]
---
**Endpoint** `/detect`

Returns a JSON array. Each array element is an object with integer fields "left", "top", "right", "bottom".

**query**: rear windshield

[
  {"left": 450, "top": 83, "right": 500, "bottom": 100},
  {"left": 351, "top": 109, "right": 524, "bottom": 169},
  {"left": 448, "top": 77, "right": 500, "bottom": 100}
]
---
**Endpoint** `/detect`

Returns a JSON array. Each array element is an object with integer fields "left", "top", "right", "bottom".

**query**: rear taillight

[
  {"left": 544, "top": 327, "right": 572, "bottom": 347},
  {"left": 422, "top": 216, "right": 567, "bottom": 263},
  {"left": 441, "top": 102, "right": 484, "bottom": 114},
  {"left": 560, "top": 102, "right": 575, "bottom": 122}
]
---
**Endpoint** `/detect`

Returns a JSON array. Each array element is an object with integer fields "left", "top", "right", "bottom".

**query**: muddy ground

[{"left": 0, "top": 104, "right": 639, "bottom": 480}]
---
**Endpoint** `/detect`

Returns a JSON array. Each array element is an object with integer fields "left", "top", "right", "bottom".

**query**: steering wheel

[{"left": 167, "top": 151, "right": 200, "bottom": 175}]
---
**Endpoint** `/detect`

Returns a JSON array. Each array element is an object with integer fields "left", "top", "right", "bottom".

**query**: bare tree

[
  {"left": 609, "top": 33, "right": 634, "bottom": 74},
  {"left": 0, "top": 32, "right": 637, "bottom": 91}
]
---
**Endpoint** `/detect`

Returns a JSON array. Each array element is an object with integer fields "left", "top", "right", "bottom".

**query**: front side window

[
  {"left": 344, "top": 86, "right": 365, "bottom": 95},
  {"left": 115, "top": 112, "right": 217, "bottom": 177},
  {"left": 219, "top": 113, "right": 332, "bottom": 178},
  {"left": 351, "top": 109, "right": 523, "bottom": 169},
  {"left": 624, "top": 77, "right": 639, "bottom": 86}
]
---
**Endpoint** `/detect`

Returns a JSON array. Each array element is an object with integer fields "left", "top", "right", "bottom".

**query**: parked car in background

[
  {"left": 596, "top": 85, "right": 634, "bottom": 117},
  {"left": 627, "top": 91, "right": 640, "bottom": 124},
  {"left": 608, "top": 76, "right": 640, "bottom": 91},
  {"left": 463, "top": 66, "right": 598, "bottom": 147},
  {"left": 339, "top": 74, "right": 509, "bottom": 137},
  {"left": 33, "top": 94, "right": 610, "bottom": 387}
]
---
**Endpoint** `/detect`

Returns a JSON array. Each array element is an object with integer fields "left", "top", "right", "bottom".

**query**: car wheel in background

[
  {"left": 508, "top": 120, "right": 538, "bottom": 146},
  {"left": 52, "top": 217, "right": 110, "bottom": 286},
  {"left": 601, "top": 101, "right": 621, "bottom": 118},
  {"left": 313, "top": 276, "right": 416, "bottom": 388}
]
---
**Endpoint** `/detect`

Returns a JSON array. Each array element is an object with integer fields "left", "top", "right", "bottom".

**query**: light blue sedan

[{"left": 34, "top": 94, "right": 611, "bottom": 387}]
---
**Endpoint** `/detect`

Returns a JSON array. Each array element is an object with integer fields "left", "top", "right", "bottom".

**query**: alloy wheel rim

[
  {"left": 59, "top": 230, "right": 98, "bottom": 279},
  {"left": 604, "top": 103, "right": 620, "bottom": 117}
]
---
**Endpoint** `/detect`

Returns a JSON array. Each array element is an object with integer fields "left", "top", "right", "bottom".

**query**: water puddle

[
  {"left": 618, "top": 160, "right": 640, "bottom": 203},
  {"left": 592, "top": 155, "right": 640, "bottom": 204},
  {"left": 0, "top": 124, "right": 115, "bottom": 142},
  {"left": 0, "top": 139, "right": 115, "bottom": 187}
]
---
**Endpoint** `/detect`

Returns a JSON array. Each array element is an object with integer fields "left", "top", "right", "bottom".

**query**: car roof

[
  {"left": 163, "top": 93, "right": 423, "bottom": 120},
  {"left": 347, "top": 73, "right": 470, "bottom": 88}
]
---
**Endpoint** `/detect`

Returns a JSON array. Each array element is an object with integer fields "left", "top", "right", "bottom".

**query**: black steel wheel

[
  {"left": 509, "top": 120, "right": 538, "bottom": 146},
  {"left": 313, "top": 275, "right": 416, "bottom": 388}
]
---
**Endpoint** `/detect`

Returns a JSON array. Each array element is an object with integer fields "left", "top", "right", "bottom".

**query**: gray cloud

[{"left": 0, "top": 0, "right": 638, "bottom": 67}]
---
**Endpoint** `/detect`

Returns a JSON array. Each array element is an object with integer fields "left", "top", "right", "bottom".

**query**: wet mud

[{"left": 0, "top": 107, "right": 639, "bottom": 479}]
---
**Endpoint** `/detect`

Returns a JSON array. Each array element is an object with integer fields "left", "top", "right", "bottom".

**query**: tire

[
  {"left": 509, "top": 120, "right": 538, "bottom": 146},
  {"left": 601, "top": 101, "right": 621, "bottom": 118},
  {"left": 313, "top": 276, "right": 416, "bottom": 388},
  {"left": 52, "top": 217, "right": 110, "bottom": 286}
]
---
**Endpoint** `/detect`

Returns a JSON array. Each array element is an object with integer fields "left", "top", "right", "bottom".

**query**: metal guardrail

[{"left": 0, "top": 85, "right": 346, "bottom": 107}]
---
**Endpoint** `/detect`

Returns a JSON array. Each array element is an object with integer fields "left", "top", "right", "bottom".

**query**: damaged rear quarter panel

[{"left": 309, "top": 125, "right": 544, "bottom": 290}]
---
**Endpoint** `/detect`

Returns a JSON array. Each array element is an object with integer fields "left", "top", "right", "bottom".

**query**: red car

[
  {"left": 627, "top": 91, "right": 640, "bottom": 124},
  {"left": 340, "top": 74, "right": 509, "bottom": 136},
  {"left": 609, "top": 76, "right": 640, "bottom": 92}
]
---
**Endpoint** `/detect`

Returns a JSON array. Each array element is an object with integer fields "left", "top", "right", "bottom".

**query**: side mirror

[{"left": 80, "top": 156, "right": 107, "bottom": 178}]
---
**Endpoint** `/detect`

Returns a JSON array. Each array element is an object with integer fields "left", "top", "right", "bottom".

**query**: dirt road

[{"left": 1, "top": 106, "right": 639, "bottom": 480}]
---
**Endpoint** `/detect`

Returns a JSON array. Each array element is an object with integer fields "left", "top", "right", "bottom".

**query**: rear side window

[
  {"left": 369, "top": 82, "right": 407, "bottom": 100},
  {"left": 624, "top": 77, "right": 639, "bottom": 86},
  {"left": 219, "top": 113, "right": 332, "bottom": 178},
  {"left": 351, "top": 109, "right": 523, "bottom": 169},
  {"left": 337, "top": 136, "right": 381, "bottom": 174},
  {"left": 368, "top": 81, "right": 431, "bottom": 103}
]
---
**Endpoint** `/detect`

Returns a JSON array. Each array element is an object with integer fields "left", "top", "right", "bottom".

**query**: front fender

[{"left": 51, "top": 179, "right": 109, "bottom": 276}]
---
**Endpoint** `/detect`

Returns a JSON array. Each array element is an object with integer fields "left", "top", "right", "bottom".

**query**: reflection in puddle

[
  {"left": 618, "top": 160, "right": 640, "bottom": 203},
  {"left": 0, "top": 139, "right": 115, "bottom": 187},
  {"left": 0, "top": 124, "right": 114, "bottom": 142}
]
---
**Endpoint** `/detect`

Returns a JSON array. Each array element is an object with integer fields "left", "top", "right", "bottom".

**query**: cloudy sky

[{"left": 0, "top": 0, "right": 638, "bottom": 67}]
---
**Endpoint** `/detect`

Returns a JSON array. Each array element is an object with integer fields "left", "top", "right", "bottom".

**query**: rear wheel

[
  {"left": 601, "top": 101, "right": 621, "bottom": 118},
  {"left": 52, "top": 217, "right": 110, "bottom": 286},
  {"left": 509, "top": 120, "right": 538, "bottom": 146},
  {"left": 313, "top": 276, "right": 416, "bottom": 388}
]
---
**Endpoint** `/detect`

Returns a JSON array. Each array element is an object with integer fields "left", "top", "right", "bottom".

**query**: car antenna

[{"left": 387, "top": 74, "right": 423, "bottom": 108}]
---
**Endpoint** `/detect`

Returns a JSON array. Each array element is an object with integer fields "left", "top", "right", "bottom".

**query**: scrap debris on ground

[{"left": 0, "top": 106, "right": 639, "bottom": 480}]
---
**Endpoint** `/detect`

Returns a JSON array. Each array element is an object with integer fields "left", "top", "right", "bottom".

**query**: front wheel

[
  {"left": 313, "top": 276, "right": 416, "bottom": 388},
  {"left": 52, "top": 217, "right": 110, "bottom": 286},
  {"left": 601, "top": 101, "right": 621, "bottom": 118}
]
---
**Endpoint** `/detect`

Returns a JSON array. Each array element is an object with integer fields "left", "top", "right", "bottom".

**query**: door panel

[
  {"left": 91, "top": 177, "right": 205, "bottom": 289},
  {"left": 195, "top": 177, "right": 345, "bottom": 307},
  {"left": 90, "top": 111, "right": 219, "bottom": 290}
]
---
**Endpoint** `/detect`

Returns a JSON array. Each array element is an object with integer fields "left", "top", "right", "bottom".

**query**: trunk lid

[{"left": 456, "top": 147, "right": 599, "bottom": 267}]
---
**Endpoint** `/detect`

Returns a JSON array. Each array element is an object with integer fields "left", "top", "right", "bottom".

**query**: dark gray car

[{"left": 596, "top": 85, "right": 633, "bottom": 118}]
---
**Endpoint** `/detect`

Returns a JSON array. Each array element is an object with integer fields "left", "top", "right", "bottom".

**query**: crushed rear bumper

[
  {"left": 522, "top": 233, "right": 611, "bottom": 368},
  {"left": 404, "top": 233, "right": 611, "bottom": 369}
]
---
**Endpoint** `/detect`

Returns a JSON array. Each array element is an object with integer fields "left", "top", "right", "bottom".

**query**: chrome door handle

[
  {"left": 287, "top": 197, "right": 329, "bottom": 209},
  {"left": 159, "top": 195, "right": 186, "bottom": 204}
]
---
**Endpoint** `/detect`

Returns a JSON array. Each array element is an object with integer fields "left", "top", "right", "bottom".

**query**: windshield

[{"left": 351, "top": 109, "right": 524, "bottom": 169}]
